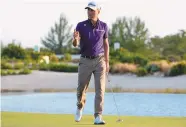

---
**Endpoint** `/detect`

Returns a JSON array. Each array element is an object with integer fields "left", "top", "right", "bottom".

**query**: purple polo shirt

[{"left": 76, "top": 19, "right": 108, "bottom": 56}]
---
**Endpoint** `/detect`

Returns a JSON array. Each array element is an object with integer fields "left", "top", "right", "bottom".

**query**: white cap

[{"left": 85, "top": 1, "right": 101, "bottom": 11}]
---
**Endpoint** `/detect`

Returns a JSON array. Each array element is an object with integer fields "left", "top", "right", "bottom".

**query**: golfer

[{"left": 72, "top": 1, "right": 109, "bottom": 125}]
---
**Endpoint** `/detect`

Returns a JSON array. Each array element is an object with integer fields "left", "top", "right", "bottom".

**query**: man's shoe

[
  {"left": 94, "top": 115, "right": 106, "bottom": 125},
  {"left": 75, "top": 108, "right": 82, "bottom": 122}
]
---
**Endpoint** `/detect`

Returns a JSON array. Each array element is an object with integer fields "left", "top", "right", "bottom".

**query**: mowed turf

[{"left": 1, "top": 112, "right": 186, "bottom": 127}]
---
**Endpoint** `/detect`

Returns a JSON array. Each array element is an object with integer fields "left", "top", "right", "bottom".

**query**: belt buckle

[
  {"left": 85, "top": 56, "right": 91, "bottom": 59},
  {"left": 82, "top": 55, "right": 95, "bottom": 59}
]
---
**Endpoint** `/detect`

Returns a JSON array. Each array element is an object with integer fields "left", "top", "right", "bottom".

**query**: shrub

[
  {"left": 109, "top": 57, "right": 119, "bottom": 66},
  {"left": 146, "top": 64, "right": 160, "bottom": 73},
  {"left": 50, "top": 55, "right": 59, "bottom": 63},
  {"left": 1, "top": 70, "right": 7, "bottom": 76},
  {"left": 25, "top": 60, "right": 39, "bottom": 70},
  {"left": 14, "top": 62, "right": 24, "bottom": 69},
  {"left": 136, "top": 67, "right": 148, "bottom": 77},
  {"left": 7, "top": 70, "right": 14, "bottom": 75},
  {"left": 110, "top": 48, "right": 130, "bottom": 61},
  {"left": 148, "top": 60, "right": 173, "bottom": 73},
  {"left": 19, "top": 68, "right": 32, "bottom": 74},
  {"left": 119, "top": 55, "right": 148, "bottom": 66},
  {"left": 63, "top": 53, "right": 72, "bottom": 61},
  {"left": 1, "top": 43, "right": 26, "bottom": 59},
  {"left": 110, "top": 48, "right": 148, "bottom": 66},
  {"left": 24, "top": 56, "right": 33, "bottom": 65},
  {"left": 31, "top": 52, "right": 40, "bottom": 62},
  {"left": 50, "top": 63, "right": 78, "bottom": 72},
  {"left": 183, "top": 54, "right": 186, "bottom": 60},
  {"left": 30, "top": 63, "right": 39, "bottom": 70},
  {"left": 1, "top": 69, "right": 31, "bottom": 76},
  {"left": 39, "top": 63, "right": 78, "bottom": 72},
  {"left": 1, "top": 62, "right": 13, "bottom": 69},
  {"left": 158, "top": 60, "right": 172, "bottom": 72},
  {"left": 110, "top": 63, "right": 137, "bottom": 74},
  {"left": 168, "top": 62, "right": 186, "bottom": 76},
  {"left": 1, "top": 69, "right": 16, "bottom": 75},
  {"left": 120, "top": 56, "right": 134, "bottom": 63},
  {"left": 12, "top": 70, "right": 17, "bottom": 75},
  {"left": 166, "top": 55, "right": 181, "bottom": 62},
  {"left": 39, "top": 63, "right": 50, "bottom": 71},
  {"left": 133, "top": 55, "right": 148, "bottom": 66}
]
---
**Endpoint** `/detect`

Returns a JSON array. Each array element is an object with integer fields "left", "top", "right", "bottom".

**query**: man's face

[{"left": 87, "top": 8, "right": 100, "bottom": 19}]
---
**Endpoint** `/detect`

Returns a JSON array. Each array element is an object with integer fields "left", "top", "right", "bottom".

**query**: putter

[{"left": 106, "top": 73, "right": 123, "bottom": 122}]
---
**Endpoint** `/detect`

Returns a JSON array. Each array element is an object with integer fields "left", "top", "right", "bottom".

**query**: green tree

[
  {"left": 1, "top": 41, "right": 4, "bottom": 55},
  {"left": 149, "top": 36, "right": 164, "bottom": 56},
  {"left": 149, "top": 30, "right": 186, "bottom": 61},
  {"left": 177, "top": 30, "right": 186, "bottom": 57},
  {"left": 109, "top": 16, "right": 149, "bottom": 53},
  {"left": 41, "top": 13, "right": 72, "bottom": 54},
  {"left": 40, "top": 47, "right": 54, "bottom": 54},
  {"left": 1, "top": 42, "right": 26, "bottom": 59}
]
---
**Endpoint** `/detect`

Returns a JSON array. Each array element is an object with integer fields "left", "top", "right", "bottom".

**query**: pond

[{"left": 1, "top": 92, "right": 186, "bottom": 117}]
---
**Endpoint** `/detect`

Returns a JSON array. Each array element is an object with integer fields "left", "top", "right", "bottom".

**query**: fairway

[{"left": 1, "top": 112, "right": 186, "bottom": 127}]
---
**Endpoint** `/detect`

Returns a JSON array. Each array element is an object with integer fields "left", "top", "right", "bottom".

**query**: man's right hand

[
  {"left": 73, "top": 29, "right": 80, "bottom": 47},
  {"left": 73, "top": 29, "right": 80, "bottom": 40}
]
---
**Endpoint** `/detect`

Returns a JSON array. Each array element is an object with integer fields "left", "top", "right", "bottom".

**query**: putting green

[{"left": 1, "top": 112, "right": 186, "bottom": 127}]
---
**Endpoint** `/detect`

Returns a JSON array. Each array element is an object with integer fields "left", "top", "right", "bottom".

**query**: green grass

[{"left": 1, "top": 112, "right": 186, "bottom": 127}]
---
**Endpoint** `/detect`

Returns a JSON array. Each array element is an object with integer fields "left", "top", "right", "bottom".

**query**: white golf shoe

[
  {"left": 94, "top": 115, "right": 106, "bottom": 125},
  {"left": 75, "top": 108, "right": 82, "bottom": 122}
]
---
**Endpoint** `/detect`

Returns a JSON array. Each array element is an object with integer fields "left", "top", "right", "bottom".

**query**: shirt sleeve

[
  {"left": 103, "top": 23, "right": 109, "bottom": 39},
  {"left": 76, "top": 22, "right": 80, "bottom": 32}
]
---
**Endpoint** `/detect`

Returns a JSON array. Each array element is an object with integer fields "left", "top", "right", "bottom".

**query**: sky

[{"left": 0, "top": 0, "right": 186, "bottom": 48}]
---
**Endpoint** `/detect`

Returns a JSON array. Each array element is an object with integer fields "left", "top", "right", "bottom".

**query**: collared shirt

[{"left": 76, "top": 19, "right": 108, "bottom": 56}]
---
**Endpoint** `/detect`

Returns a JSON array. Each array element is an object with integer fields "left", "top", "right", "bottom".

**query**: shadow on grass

[{"left": 74, "top": 124, "right": 95, "bottom": 126}]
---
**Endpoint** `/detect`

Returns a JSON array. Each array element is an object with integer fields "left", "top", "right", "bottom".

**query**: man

[{"left": 72, "top": 1, "right": 109, "bottom": 125}]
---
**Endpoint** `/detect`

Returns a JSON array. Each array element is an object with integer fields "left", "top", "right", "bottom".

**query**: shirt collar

[{"left": 88, "top": 18, "right": 100, "bottom": 28}]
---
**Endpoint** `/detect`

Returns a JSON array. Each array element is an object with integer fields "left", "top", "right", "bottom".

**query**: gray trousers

[{"left": 76, "top": 55, "right": 106, "bottom": 118}]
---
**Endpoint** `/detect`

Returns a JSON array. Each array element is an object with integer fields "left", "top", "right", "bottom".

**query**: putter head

[{"left": 116, "top": 119, "right": 123, "bottom": 122}]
